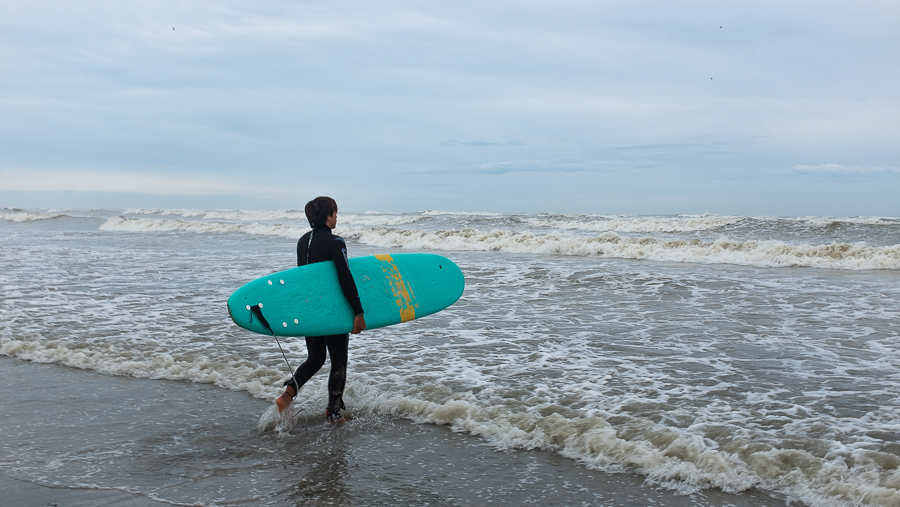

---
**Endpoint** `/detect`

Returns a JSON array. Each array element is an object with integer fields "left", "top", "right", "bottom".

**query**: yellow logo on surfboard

[{"left": 374, "top": 254, "right": 418, "bottom": 322}]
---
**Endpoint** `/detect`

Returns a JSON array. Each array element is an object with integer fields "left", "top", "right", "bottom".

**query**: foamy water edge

[{"left": 2, "top": 337, "right": 899, "bottom": 507}]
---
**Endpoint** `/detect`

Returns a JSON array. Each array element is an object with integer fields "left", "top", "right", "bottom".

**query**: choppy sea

[{"left": 2, "top": 207, "right": 900, "bottom": 506}]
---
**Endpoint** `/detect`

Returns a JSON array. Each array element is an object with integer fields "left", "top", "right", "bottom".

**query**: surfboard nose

[{"left": 428, "top": 254, "right": 466, "bottom": 300}]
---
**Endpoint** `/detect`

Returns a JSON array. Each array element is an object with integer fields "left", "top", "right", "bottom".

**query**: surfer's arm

[{"left": 330, "top": 237, "right": 365, "bottom": 316}]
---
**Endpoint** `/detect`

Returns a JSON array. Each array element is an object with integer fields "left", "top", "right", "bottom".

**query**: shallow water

[
  {"left": 1, "top": 357, "right": 790, "bottom": 506},
  {"left": 2, "top": 208, "right": 900, "bottom": 506}
]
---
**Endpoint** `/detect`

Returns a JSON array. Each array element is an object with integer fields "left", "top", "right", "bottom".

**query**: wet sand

[{"left": 0, "top": 474, "right": 167, "bottom": 507}]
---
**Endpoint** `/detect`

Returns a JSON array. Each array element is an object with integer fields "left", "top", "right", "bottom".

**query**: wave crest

[
  {"left": 0, "top": 338, "right": 284, "bottom": 399},
  {"left": 97, "top": 216, "right": 900, "bottom": 270},
  {"left": 343, "top": 227, "right": 900, "bottom": 270},
  {"left": 375, "top": 391, "right": 900, "bottom": 507},
  {"left": 99, "top": 216, "right": 305, "bottom": 237},
  {"left": 524, "top": 214, "right": 745, "bottom": 233},
  {"left": 1, "top": 211, "right": 66, "bottom": 222}
]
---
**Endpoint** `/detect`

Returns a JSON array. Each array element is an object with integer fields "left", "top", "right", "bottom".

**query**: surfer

[{"left": 275, "top": 196, "right": 366, "bottom": 423}]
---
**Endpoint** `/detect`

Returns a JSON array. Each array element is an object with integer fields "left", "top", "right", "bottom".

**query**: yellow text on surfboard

[{"left": 375, "top": 254, "right": 417, "bottom": 322}]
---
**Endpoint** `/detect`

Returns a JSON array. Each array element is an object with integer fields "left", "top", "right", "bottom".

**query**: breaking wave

[
  {"left": 98, "top": 216, "right": 900, "bottom": 270},
  {"left": 339, "top": 214, "right": 429, "bottom": 226},
  {"left": 523, "top": 214, "right": 745, "bottom": 233},
  {"left": 114, "top": 211, "right": 427, "bottom": 226},
  {"left": 772, "top": 216, "right": 900, "bottom": 227},
  {"left": 421, "top": 210, "right": 503, "bottom": 216},
  {"left": 123, "top": 208, "right": 209, "bottom": 217},
  {"left": 343, "top": 227, "right": 900, "bottom": 270},
  {"left": 377, "top": 393, "right": 900, "bottom": 507},
  {"left": 100, "top": 216, "right": 306, "bottom": 237},
  {"left": 1, "top": 210, "right": 67, "bottom": 222},
  {"left": 3, "top": 334, "right": 899, "bottom": 507},
  {"left": 0, "top": 338, "right": 284, "bottom": 400},
  {"left": 100, "top": 215, "right": 425, "bottom": 235}
]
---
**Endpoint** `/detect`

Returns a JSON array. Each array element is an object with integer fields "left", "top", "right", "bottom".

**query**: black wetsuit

[{"left": 283, "top": 225, "right": 364, "bottom": 414}]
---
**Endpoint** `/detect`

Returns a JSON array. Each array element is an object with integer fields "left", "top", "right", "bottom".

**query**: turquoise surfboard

[{"left": 227, "top": 253, "right": 464, "bottom": 336}]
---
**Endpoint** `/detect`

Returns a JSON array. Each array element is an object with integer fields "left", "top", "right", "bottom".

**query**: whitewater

[{"left": 2, "top": 207, "right": 900, "bottom": 506}]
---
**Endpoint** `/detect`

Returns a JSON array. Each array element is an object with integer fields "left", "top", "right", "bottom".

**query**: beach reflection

[{"left": 285, "top": 428, "right": 352, "bottom": 506}]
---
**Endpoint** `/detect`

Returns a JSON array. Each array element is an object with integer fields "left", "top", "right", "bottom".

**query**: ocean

[{"left": 2, "top": 207, "right": 899, "bottom": 506}]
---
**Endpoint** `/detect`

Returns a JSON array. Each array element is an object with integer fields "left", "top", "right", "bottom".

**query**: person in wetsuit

[{"left": 275, "top": 196, "right": 366, "bottom": 423}]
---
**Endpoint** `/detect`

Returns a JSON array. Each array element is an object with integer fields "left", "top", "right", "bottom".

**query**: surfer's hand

[{"left": 351, "top": 314, "right": 366, "bottom": 334}]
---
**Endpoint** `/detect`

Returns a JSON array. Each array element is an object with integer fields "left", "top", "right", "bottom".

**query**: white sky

[{"left": 1, "top": 0, "right": 898, "bottom": 215}]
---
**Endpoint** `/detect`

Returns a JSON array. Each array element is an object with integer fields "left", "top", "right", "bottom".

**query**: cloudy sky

[{"left": 1, "top": 0, "right": 898, "bottom": 215}]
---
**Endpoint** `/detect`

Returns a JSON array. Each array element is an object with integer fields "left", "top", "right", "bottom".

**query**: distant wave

[
  {"left": 123, "top": 208, "right": 305, "bottom": 221},
  {"left": 342, "top": 226, "right": 900, "bottom": 270},
  {"left": 421, "top": 210, "right": 503, "bottom": 216},
  {"left": 123, "top": 208, "right": 208, "bottom": 217},
  {"left": 118, "top": 209, "right": 427, "bottom": 226},
  {"left": 99, "top": 216, "right": 900, "bottom": 270},
  {"left": 100, "top": 216, "right": 306, "bottom": 237},
  {"left": 0, "top": 211, "right": 66, "bottom": 222},
  {"left": 100, "top": 216, "right": 900, "bottom": 270},
  {"left": 340, "top": 214, "right": 429, "bottom": 226},
  {"left": 114, "top": 209, "right": 899, "bottom": 231},
  {"left": 202, "top": 210, "right": 305, "bottom": 221},
  {"left": 526, "top": 214, "right": 899, "bottom": 233},
  {"left": 524, "top": 214, "right": 745, "bottom": 233},
  {"left": 100, "top": 215, "right": 425, "bottom": 235},
  {"left": 767, "top": 215, "right": 899, "bottom": 227}
]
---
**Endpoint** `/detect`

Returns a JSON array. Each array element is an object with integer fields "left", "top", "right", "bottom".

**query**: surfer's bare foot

[
  {"left": 276, "top": 386, "right": 296, "bottom": 413},
  {"left": 326, "top": 408, "right": 346, "bottom": 424}
]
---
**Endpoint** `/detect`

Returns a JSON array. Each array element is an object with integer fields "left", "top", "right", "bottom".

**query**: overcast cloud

[{"left": 1, "top": 0, "right": 898, "bottom": 215}]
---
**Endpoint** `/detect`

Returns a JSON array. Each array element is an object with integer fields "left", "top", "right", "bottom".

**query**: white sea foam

[
  {"left": 167, "top": 209, "right": 205, "bottom": 217},
  {"left": 105, "top": 209, "right": 900, "bottom": 230},
  {"left": 125, "top": 208, "right": 307, "bottom": 221},
  {"left": 99, "top": 214, "right": 425, "bottom": 236},
  {"left": 524, "top": 214, "right": 745, "bottom": 233},
  {"left": 3, "top": 334, "right": 897, "bottom": 507},
  {"left": 202, "top": 210, "right": 428, "bottom": 225},
  {"left": 372, "top": 392, "right": 900, "bottom": 507},
  {"left": 202, "top": 209, "right": 306, "bottom": 221},
  {"left": 0, "top": 211, "right": 66, "bottom": 222},
  {"left": 0, "top": 338, "right": 285, "bottom": 399},
  {"left": 122, "top": 208, "right": 206, "bottom": 217},
  {"left": 339, "top": 214, "right": 428, "bottom": 226},
  {"left": 198, "top": 210, "right": 426, "bottom": 226},
  {"left": 343, "top": 227, "right": 900, "bottom": 270},
  {"left": 422, "top": 210, "right": 503, "bottom": 216},
  {"left": 99, "top": 216, "right": 306, "bottom": 237},
  {"left": 759, "top": 215, "right": 900, "bottom": 227},
  {"left": 256, "top": 404, "right": 298, "bottom": 434},
  {"left": 97, "top": 216, "right": 900, "bottom": 270}
]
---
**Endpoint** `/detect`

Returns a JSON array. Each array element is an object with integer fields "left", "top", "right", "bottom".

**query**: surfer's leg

[
  {"left": 325, "top": 333, "right": 349, "bottom": 422},
  {"left": 277, "top": 337, "right": 328, "bottom": 412}
]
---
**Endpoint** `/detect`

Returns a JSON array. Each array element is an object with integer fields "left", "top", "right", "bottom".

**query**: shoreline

[
  {"left": 0, "top": 473, "right": 170, "bottom": 507},
  {"left": 0, "top": 356, "right": 793, "bottom": 506}
]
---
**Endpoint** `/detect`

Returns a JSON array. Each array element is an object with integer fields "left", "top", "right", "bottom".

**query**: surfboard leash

[
  {"left": 249, "top": 304, "right": 298, "bottom": 390},
  {"left": 273, "top": 334, "right": 298, "bottom": 391}
]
